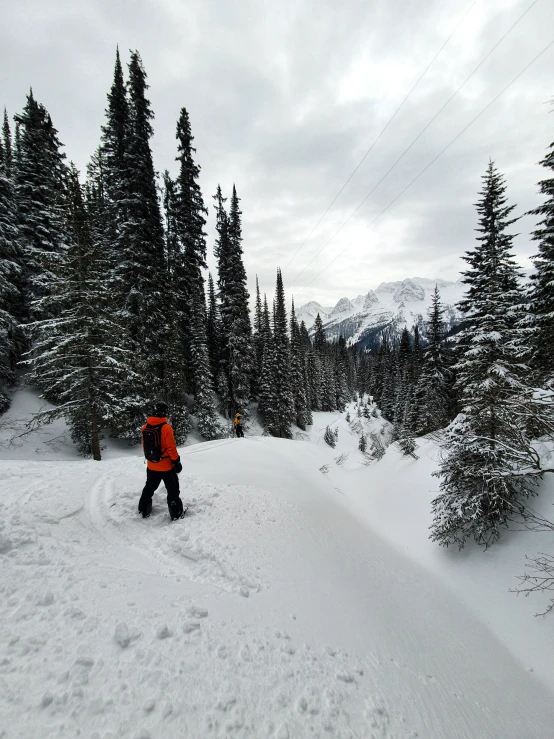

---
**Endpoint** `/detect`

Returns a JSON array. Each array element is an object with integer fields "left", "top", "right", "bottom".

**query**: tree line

[{"left": 0, "top": 48, "right": 360, "bottom": 458}]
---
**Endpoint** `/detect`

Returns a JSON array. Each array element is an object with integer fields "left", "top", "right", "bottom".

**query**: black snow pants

[
  {"left": 138, "top": 468, "right": 183, "bottom": 518},
  {"left": 235, "top": 425, "right": 244, "bottom": 438}
]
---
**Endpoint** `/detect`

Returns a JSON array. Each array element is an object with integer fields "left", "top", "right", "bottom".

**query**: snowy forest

[{"left": 1, "top": 48, "right": 554, "bottom": 557}]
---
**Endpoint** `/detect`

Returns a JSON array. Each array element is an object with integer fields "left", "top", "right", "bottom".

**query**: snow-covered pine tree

[
  {"left": 431, "top": 161, "right": 541, "bottom": 549},
  {"left": 413, "top": 286, "right": 450, "bottom": 435},
  {"left": 251, "top": 276, "right": 264, "bottom": 399},
  {"left": 14, "top": 91, "right": 68, "bottom": 319},
  {"left": 109, "top": 51, "right": 167, "bottom": 438},
  {"left": 290, "top": 298, "right": 311, "bottom": 430},
  {"left": 264, "top": 269, "right": 294, "bottom": 438},
  {"left": 99, "top": 47, "right": 129, "bottom": 264},
  {"left": 358, "top": 433, "right": 367, "bottom": 452},
  {"left": 324, "top": 425, "right": 336, "bottom": 448},
  {"left": 380, "top": 342, "right": 397, "bottom": 422},
  {"left": 214, "top": 184, "right": 252, "bottom": 418},
  {"left": 258, "top": 293, "right": 276, "bottom": 430},
  {"left": 334, "top": 337, "right": 350, "bottom": 411},
  {"left": 398, "top": 427, "right": 417, "bottom": 457},
  {"left": 174, "top": 107, "right": 219, "bottom": 440},
  {"left": 206, "top": 272, "right": 221, "bottom": 386},
  {"left": 319, "top": 354, "right": 336, "bottom": 412},
  {"left": 158, "top": 171, "right": 190, "bottom": 443},
  {"left": 306, "top": 348, "right": 321, "bottom": 412},
  {"left": 528, "top": 110, "right": 554, "bottom": 382},
  {"left": 25, "top": 166, "right": 133, "bottom": 459},
  {"left": 394, "top": 327, "right": 412, "bottom": 425},
  {"left": 0, "top": 112, "right": 23, "bottom": 411}
]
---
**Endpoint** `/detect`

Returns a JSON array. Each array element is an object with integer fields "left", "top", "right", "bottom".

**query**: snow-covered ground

[{"left": 1, "top": 390, "right": 553, "bottom": 738}]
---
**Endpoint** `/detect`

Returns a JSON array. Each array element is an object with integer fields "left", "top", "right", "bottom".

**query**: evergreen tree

[
  {"left": 313, "top": 313, "right": 326, "bottom": 352},
  {"left": 14, "top": 91, "right": 68, "bottom": 317},
  {"left": 206, "top": 272, "right": 220, "bottom": 385},
  {"left": 174, "top": 107, "right": 219, "bottom": 439},
  {"left": 109, "top": 51, "right": 167, "bottom": 437},
  {"left": 394, "top": 327, "right": 412, "bottom": 423},
  {"left": 2, "top": 110, "right": 13, "bottom": 177},
  {"left": 358, "top": 433, "right": 367, "bottom": 452},
  {"left": 0, "top": 111, "right": 23, "bottom": 411},
  {"left": 319, "top": 354, "right": 335, "bottom": 411},
  {"left": 324, "top": 425, "right": 336, "bottom": 448},
  {"left": 398, "top": 425, "right": 417, "bottom": 457},
  {"left": 265, "top": 269, "right": 294, "bottom": 437},
  {"left": 159, "top": 171, "right": 190, "bottom": 443},
  {"left": 431, "top": 161, "right": 541, "bottom": 549},
  {"left": 251, "top": 276, "right": 264, "bottom": 399},
  {"left": 334, "top": 336, "right": 350, "bottom": 410},
  {"left": 528, "top": 113, "right": 554, "bottom": 381},
  {"left": 258, "top": 294, "right": 275, "bottom": 429},
  {"left": 413, "top": 286, "right": 450, "bottom": 435},
  {"left": 290, "top": 298, "right": 311, "bottom": 430},
  {"left": 99, "top": 46, "right": 129, "bottom": 257},
  {"left": 25, "top": 166, "right": 132, "bottom": 458},
  {"left": 214, "top": 184, "right": 251, "bottom": 417},
  {"left": 306, "top": 348, "right": 321, "bottom": 412}
]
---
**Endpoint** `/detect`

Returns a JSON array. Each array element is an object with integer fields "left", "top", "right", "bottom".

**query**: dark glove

[{"left": 173, "top": 458, "right": 182, "bottom": 474}]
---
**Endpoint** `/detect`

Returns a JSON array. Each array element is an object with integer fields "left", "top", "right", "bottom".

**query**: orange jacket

[{"left": 142, "top": 416, "right": 179, "bottom": 471}]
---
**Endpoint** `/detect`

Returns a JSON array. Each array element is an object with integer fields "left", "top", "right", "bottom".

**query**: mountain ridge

[{"left": 297, "top": 276, "right": 464, "bottom": 348}]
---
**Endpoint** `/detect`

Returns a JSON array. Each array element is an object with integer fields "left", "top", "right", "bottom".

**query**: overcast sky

[{"left": 1, "top": 0, "right": 553, "bottom": 308}]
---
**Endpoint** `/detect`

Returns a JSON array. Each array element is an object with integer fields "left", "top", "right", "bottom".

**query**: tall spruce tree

[
  {"left": 109, "top": 51, "right": 167, "bottom": 437},
  {"left": 214, "top": 184, "right": 251, "bottom": 417},
  {"left": 266, "top": 269, "right": 294, "bottom": 437},
  {"left": 100, "top": 47, "right": 129, "bottom": 260},
  {"left": 528, "top": 112, "right": 554, "bottom": 381},
  {"left": 431, "top": 161, "right": 541, "bottom": 549},
  {"left": 206, "top": 272, "right": 221, "bottom": 386},
  {"left": 251, "top": 276, "right": 264, "bottom": 399},
  {"left": 14, "top": 91, "right": 68, "bottom": 318},
  {"left": 0, "top": 111, "right": 23, "bottom": 411},
  {"left": 413, "top": 286, "right": 450, "bottom": 435},
  {"left": 159, "top": 171, "right": 190, "bottom": 442},
  {"left": 258, "top": 294, "right": 275, "bottom": 429},
  {"left": 290, "top": 299, "right": 312, "bottom": 429},
  {"left": 26, "top": 166, "right": 132, "bottom": 458},
  {"left": 174, "top": 107, "right": 219, "bottom": 439}
]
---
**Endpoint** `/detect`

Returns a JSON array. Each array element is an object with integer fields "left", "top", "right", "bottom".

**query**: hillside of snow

[
  {"left": 297, "top": 277, "right": 464, "bottom": 346},
  {"left": 1, "top": 390, "right": 554, "bottom": 738}
]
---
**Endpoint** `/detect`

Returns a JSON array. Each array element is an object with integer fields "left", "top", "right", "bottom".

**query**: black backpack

[{"left": 142, "top": 422, "right": 166, "bottom": 463}]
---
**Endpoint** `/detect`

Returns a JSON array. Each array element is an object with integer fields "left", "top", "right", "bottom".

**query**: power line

[
  {"left": 293, "top": 37, "right": 554, "bottom": 301},
  {"left": 287, "top": 0, "right": 541, "bottom": 290},
  {"left": 282, "top": 0, "right": 476, "bottom": 274}
]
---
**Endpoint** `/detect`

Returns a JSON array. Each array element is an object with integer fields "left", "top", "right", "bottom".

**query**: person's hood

[{"left": 146, "top": 416, "right": 168, "bottom": 425}]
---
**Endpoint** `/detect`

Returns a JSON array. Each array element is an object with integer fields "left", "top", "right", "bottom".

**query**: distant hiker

[
  {"left": 138, "top": 401, "right": 184, "bottom": 521},
  {"left": 234, "top": 413, "right": 244, "bottom": 438}
]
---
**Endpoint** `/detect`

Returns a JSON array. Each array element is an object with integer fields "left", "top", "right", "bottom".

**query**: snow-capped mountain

[{"left": 297, "top": 277, "right": 465, "bottom": 347}]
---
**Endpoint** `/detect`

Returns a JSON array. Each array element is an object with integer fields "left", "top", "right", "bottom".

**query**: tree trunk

[{"left": 91, "top": 407, "right": 102, "bottom": 461}]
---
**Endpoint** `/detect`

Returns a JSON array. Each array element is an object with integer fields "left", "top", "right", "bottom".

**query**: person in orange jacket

[
  {"left": 233, "top": 413, "right": 244, "bottom": 438},
  {"left": 138, "top": 400, "right": 184, "bottom": 520}
]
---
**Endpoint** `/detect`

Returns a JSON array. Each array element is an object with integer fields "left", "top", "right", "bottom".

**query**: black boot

[
  {"left": 139, "top": 497, "right": 152, "bottom": 518},
  {"left": 169, "top": 499, "right": 184, "bottom": 521}
]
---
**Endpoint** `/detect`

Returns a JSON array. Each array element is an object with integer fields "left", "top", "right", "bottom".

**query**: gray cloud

[{"left": 1, "top": 0, "right": 552, "bottom": 309}]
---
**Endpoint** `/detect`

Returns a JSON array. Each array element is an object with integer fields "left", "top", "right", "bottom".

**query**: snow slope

[
  {"left": 1, "top": 396, "right": 554, "bottom": 738},
  {"left": 297, "top": 277, "right": 464, "bottom": 345}
]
